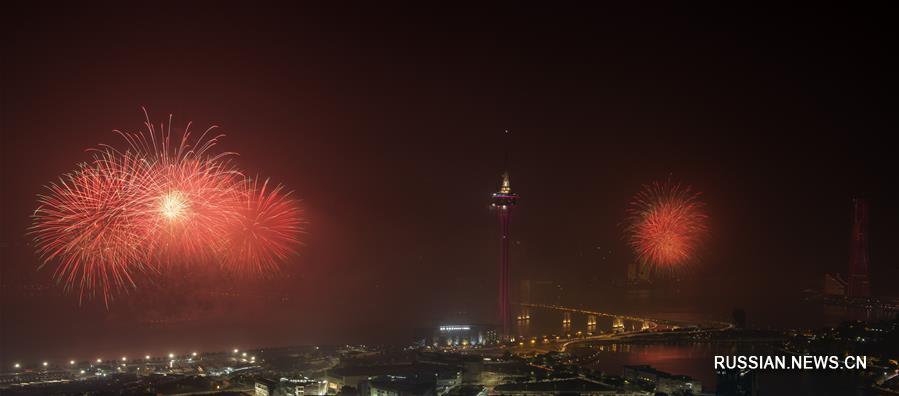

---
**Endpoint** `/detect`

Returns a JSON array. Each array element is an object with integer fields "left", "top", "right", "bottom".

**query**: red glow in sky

[{"left": 30, "top": 112, "right": 304, "bottom": 305}]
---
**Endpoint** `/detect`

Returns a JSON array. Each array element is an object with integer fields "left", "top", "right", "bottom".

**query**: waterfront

[{"left": 507, "top": 297, "right": 895, "bottom": 393}]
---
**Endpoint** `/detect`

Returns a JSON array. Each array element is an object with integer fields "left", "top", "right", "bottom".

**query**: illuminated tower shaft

[
  {"left": 492, "top": 171, "right": 518, "bottom": 336},
  {"left": 848, "top": 198, "right": 870, "bottom": 298}
]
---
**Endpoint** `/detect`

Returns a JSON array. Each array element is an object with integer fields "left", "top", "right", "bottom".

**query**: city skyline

[{"left": 1, "top": 5, "right": 897, "bottom": 394}]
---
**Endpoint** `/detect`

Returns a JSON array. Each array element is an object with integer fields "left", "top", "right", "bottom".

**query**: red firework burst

[
  {"left": 31, "top": 149, "right": 157, "bottom": 305},
  {"left": 30, "top": 111, "right": 304, "bottom": 304},
  {"left": 223, "top": 178, "right": 304, "bottom": 274},
  {"left": 626, "top": 179, "right": 708, "bottom": 271}
]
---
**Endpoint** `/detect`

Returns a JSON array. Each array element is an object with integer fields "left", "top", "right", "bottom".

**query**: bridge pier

[{"left": 517, "top": 307, "right": 530, "bottom": 321}]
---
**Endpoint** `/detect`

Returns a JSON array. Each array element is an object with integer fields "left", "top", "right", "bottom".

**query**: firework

[
  {"left": 31, "top": 149, "right": 156, "bottom": 304},
  {"left": 626, "top": 179, "right": 708, "bottom": 271},
  {"left": 30, "top": 111, "right": 303, "bottom": 304},
  {"left": 140, "top": 156, "right": 242, "bottom": 264},
  {"left": 222, "top": 178, "right": 304, "bottom": 274}
]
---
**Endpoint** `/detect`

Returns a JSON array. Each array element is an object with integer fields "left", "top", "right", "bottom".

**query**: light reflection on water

[
  {"left": 581, "top": 342, "right": 867, "bottom": 395},
  {"left": 512, "top": 303, "right": 889, "bottom": 393},
  {"left": 588, "top": 342, "right": 722, "bottom": 389}
]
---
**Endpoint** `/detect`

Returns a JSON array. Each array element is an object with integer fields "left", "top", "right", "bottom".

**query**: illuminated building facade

[
  {"left": 255, "top": 378, "right": 277, "bottom": 396},
  {"left": 430, "top": 324, "right": 496, "bottom": 347},
  {"left": 294, "top": 379, "right": 328, "bottom": 396},
  {"left": 491, "top": 171, "right": 518, "bottom": 336}
]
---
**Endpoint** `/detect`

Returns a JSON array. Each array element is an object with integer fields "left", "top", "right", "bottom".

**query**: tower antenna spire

[{"left": 503, "top": 129, "right": 510, "bottom": 173}]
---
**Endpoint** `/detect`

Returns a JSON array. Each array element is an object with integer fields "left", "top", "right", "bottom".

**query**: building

[
  {"left": 415, "top": 352, "right": 485, "bottom": 384},
  {"left": 480, "top": 361, "right": 550, "bottom": 384},
  {"left": 622, "top": 365, "right": 701, "bottom": 395},
  {"left": 256, "top": 378, "right": 279, "bottom": 396},
  {"left": 359, "top": 375, "right": 436, "bottom": 396},
  {"left": 430, "top": 324, "right": 497, "bottom": 347},
  {"left": 823, "top": 273, "right": 847, "bottom": 296},
  {"left": 0, "top": 370, "right": 72, "bottom": 386},
  {"left": 493, "top": 379, "right": 647, "bottom": 395},
  {"left": 327, "top": 364, "right": 460, "bottom": 394},
  {"left": 445, "top": 385, "right": 487, "bottom": 396},
  {"left": 715, "top": 368, "right": 758, "bottom": 396},
  {"left": 292, "top": 378, "right": 328, "bottom": 396},
  {"left": 847, "top": 198, "right": 871, "bottom": 298},
  {"left": 491, "top": 171, "right": 518, "bottom": 336}
]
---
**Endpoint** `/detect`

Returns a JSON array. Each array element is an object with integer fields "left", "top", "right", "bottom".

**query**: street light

[
  {"left": 42, "top": 362, "right": 48, "bottom": 367},
  {"left": 145, "top": 355, "right": 151, "bottom": 360},
  {"left": 168, "top": 353, "right": 174, "bottom": 359},
  {"left": 13, "top": 363, "right": 20, "bottom": 369},
  {"left": 70, "top": 360, "right": 75, "bottom": 365},
  {"left": 121, "top": 357, "right": 127, "bottom": 362},
  {"left": 96, "top": 358, "right": 102, "bottom": 363}
]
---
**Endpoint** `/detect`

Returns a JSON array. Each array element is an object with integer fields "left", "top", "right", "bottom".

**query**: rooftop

[
  {"left": 494, "top": 379, "right": 615, "bottom": 392},
  {"left": 368, "top": 376, "right": 436, "bottom": 394},
  {"left": 328, "top": 363, "right": 459, "bottom": 380},
  {"left": 623, "top": 365, "right": 696, "bottom": 381}
]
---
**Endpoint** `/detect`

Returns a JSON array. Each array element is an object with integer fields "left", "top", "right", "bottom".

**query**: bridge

[
  {"left": 519, "top": 303, "right": 659, "bottom": 328},
  {"left": 518, "top": 303, "right": 733, "bottom": 352}
]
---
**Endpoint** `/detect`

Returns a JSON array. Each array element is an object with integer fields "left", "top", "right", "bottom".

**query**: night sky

[{"left": 1, "top": 5, "right": 896, "bottom": 364}]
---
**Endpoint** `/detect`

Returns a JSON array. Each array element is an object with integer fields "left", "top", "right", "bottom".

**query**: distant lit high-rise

[
  {"left": 847, "top": 198, "right": 870, "bottom": 298},
  {"left": 491, "top": 171, "right": 518, "bottom": 336}
]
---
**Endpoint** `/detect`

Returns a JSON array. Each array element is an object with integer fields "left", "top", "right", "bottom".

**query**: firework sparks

[
  {"left": 223, "top": 178, "right": 304, "bottom": 274},
  {"left": 30, "top": 110, "right": 303, "bottom": 304},
  {"left": 31, "top": 149, "right": 156, "bottom": 304},
  {"left": 626, "top": 179, "right": 708, "bottom": 271},
  {"left": 159, "top": 191, "right": 189, "bottom": 221}
]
